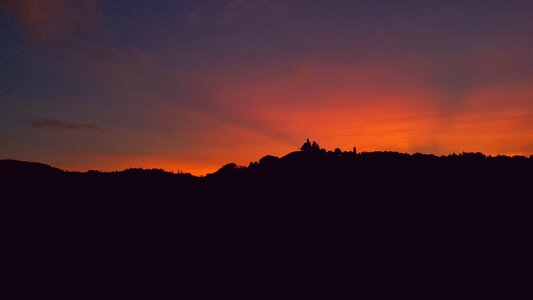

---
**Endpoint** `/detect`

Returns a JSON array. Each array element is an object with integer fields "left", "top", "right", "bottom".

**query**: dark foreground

[{"left": 3, "top": 147, "right": 532, "bottom": 296}]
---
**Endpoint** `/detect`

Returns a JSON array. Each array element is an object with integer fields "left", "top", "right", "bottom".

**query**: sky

[{"left": 1, "top": 0, "right": 533, "bottom": 175}]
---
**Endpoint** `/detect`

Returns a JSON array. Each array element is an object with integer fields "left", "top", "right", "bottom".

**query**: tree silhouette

[
  {"left": 311, "top": 141, "right": 319, "bottom": 151},
  {"left": 301, "top": 139, "right": 322, "bottom": 152},
  {"left": 301, "top": 138, "right": 312, "bottom": 152}
]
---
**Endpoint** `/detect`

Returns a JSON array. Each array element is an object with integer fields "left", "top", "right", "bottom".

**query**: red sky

[{"left": 1, "top": 0, "right": 533, "bottom": 175}]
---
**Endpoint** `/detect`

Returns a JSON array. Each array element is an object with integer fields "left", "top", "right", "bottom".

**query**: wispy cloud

[
  {"left": 2, "top": 0, "right": 155, "bottom": 91},
  {"left": 30, "top": 119, "right": 103, "bottom": 132},
  {"left": 0, "top": 0, "right": 101, "bottom": 43}
]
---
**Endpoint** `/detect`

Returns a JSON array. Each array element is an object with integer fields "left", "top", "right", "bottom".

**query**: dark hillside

[{"left": 2, "top": 142, "right": 532, "bottom": 294}]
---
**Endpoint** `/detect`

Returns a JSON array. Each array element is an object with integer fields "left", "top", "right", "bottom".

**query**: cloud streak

[{"left": 30, "top": 119, "right": 103, "bottom": 132}]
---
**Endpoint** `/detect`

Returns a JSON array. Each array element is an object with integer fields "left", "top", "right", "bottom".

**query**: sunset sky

[{"left": 1, "top": 0, "right": 533, "bottom": 174}]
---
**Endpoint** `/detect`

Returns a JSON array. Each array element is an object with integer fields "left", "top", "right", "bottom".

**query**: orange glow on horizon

[{"left": 23, "top": 62, "right": 532, "bottom": 175}]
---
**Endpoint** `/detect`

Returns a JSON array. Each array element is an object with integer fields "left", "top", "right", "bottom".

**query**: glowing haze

[{"left": 1, "top": 0, "right": 533, "bottom": 175}]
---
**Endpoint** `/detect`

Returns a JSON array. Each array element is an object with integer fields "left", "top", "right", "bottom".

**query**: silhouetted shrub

[
  {"left": 259, "top": 155, "right": 279, "bottom": 166},
  {"left": 301, "top": 138, "right": 312, "bottom": 152}
]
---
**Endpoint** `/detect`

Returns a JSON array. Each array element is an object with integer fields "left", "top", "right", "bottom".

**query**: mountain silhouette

[{"left": 2, "top": 140, "right": 532, "bottom": 294}]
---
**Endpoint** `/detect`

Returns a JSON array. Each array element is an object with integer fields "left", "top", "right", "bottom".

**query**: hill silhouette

[{"left": 2, "top": 140, "right": 532, "bottom": 295}]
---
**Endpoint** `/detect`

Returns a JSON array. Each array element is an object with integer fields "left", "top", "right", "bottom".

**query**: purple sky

[{"left": 1, "top": 0, "right": 533, "bottom": 174}]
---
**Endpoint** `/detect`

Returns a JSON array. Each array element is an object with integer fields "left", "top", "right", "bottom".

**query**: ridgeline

[{"left": 3, "top": 140, "right": 531, "bottom": 294}]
